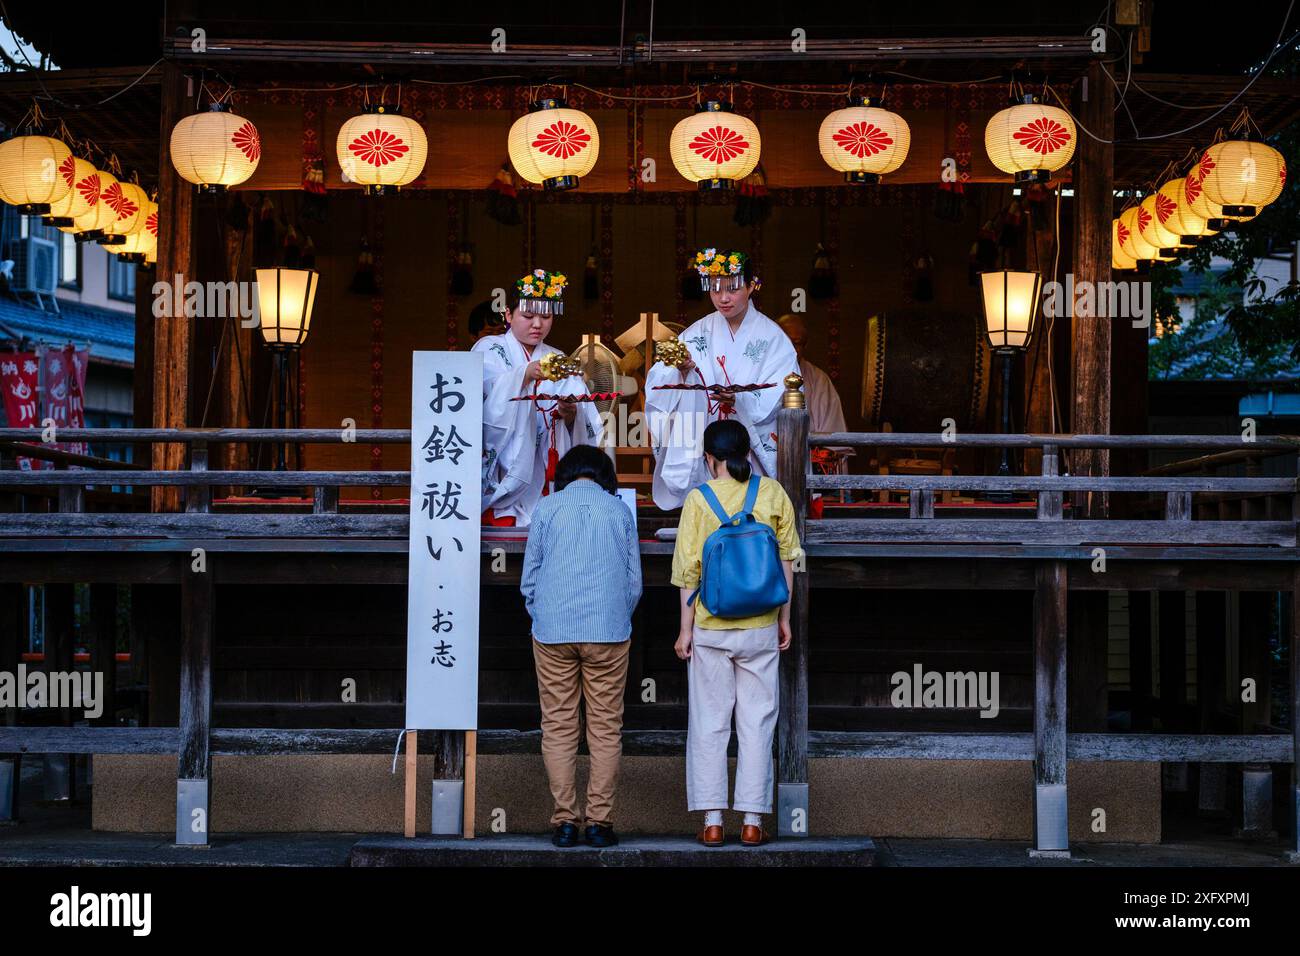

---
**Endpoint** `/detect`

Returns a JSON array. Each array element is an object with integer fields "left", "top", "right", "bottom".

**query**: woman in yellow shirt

[{"left": 671, "top": 419, "right": 802, "bottom": 847}]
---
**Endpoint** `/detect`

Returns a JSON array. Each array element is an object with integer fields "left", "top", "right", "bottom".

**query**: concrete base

[
  {"left": 1028, "top": 848, "right": 1072, "bottom": 860},
  {"left": 350, "top": 834, "right": 877, "bottom": 867},
  {"left": 92, "top": 754, "right": 1162, "bottom": 843}
]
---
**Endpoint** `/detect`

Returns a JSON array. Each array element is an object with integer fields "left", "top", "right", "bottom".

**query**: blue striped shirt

[{"left": 520, "top": 478, "right": 643, "bottom": 644}]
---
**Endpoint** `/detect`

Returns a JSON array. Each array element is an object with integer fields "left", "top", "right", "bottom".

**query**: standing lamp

[
  {"left": 255, "top": 267, "right": 319, "bottom": 495},
  {"left": 979, "top": 269, "right": 1042, "bottom": 500}
]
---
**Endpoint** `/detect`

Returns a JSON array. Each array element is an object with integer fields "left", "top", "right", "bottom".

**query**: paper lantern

[
  {"left": 507, "top": 98, "right": 600, "bottom": 191},
  {"left": 256, "top": 268, "right": 319, "bottom": 349},
  {"left": 43, "top": 155, "right": 100, "bottom": 226},
  {"left": 1112, "top": 219, "right": 1138, "bottom": 271},
  {"left": 112, "top": 200, "right": 157, "bottom": 262},
  {"left": 1138, "top": 193, "right": 1181, "bottom": 255},
  {"left": 1196, "top": 140, "right": 1286, "bottom": 220},
  {"left": 817, "top": 97, "right": 911, "bottom": 183},
  {"left": 336, "top": 106, "right": 427, "bottom": 195},
  {"left": 670, "top": 101, "right": 761, "bottom": 191},
  {"left": 1155, "top": 178, "right": 1211, "bottom": 245},
  {"left": 0, "top": 134, "right": 73, "bottom": 214},
  {"left": 984, "top": 97, "right": 1077, "bottom": 183},
  {"left": 1183, "top": 168, "right": 1229, "bottom": 232},
  {"left": 1118, "top": 206, "right": 1160, "bottom": 263},
  {"left": 170, "top": 105, "right": 261, "bottom": 192},
  {"left": 98, "top": 181, "right": 149, "bottom": 245},
  {"left": 61, "top": 168, "right": 119, "bottom": 240}
]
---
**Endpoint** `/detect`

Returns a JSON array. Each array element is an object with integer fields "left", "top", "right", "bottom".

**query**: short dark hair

[
  {"left": 470, "top": 299, "right": 504, "bottom": 335},
  {"left": 554, "top": 444, "right": 618, "bottom": 494},
  {"left": 703, "top": 419, "right": 752, "bottom": 482}
]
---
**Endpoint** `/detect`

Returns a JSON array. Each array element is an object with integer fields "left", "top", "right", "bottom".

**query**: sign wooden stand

[{"left": 402, "top": 730, "right": 477, "bottom": 838}]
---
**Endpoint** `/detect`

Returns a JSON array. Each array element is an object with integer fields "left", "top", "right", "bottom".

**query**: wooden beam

[
  {"left": 777, "top": 400, "right": 810, "bottom": 792},
  {"left": 1070, "top": 60, "right": 1115, "bottom": 519},
  {"left": 1033, "top": 561, "right": 1069, "bottom": 852},
  {"left": 152, "top": 62, "right": 195, "bottom": 514}
]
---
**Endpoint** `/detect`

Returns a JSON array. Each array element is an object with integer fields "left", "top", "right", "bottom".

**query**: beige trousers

[{"left": 531, "top": 638, "right": 630, "bottom": 826}]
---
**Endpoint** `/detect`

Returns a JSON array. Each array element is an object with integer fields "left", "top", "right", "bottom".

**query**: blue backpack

[{"left": 688, "top": 475, "right": 790, "bottom": 618}]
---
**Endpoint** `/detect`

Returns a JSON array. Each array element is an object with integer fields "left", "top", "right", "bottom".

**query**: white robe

[
  {"left": 645, "top": 303, "right": 798, "bottom": 510},
  {"left": 472, "top": 330, "right": 604, "bottom": 527}
]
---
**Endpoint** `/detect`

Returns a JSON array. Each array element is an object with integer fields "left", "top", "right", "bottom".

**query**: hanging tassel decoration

[
  {"left": 912, "top": 252, "right": 935, "bottom": 302},
  {"left": 282, "top": 224, "right": 302, "bottom": 269},
  {"left": 486, "top": 162, "right": 522, "bottom": 226},
  {"left": 809, "top": 242, "right": 836, "bottom": 300},
  {"left": 253, "top": 196, "right": 278, "bottom": 268},
  {"left": 450, "top": 246, "right": 474, "bottom": 296},
  {"left": 733, "top": 164, "right": 771, "bottom": 227},
  {"left": 349, "top": 237, "right": 379, "bottom": 296}
]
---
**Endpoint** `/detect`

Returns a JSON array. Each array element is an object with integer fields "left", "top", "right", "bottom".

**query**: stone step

[{"left": 349, "top": 834, "right": 877, "bottom": 867}]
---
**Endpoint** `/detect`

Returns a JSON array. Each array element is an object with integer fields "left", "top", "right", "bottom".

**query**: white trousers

[{"left": 686, "top": 621, "right": 780, "bottom": 814}]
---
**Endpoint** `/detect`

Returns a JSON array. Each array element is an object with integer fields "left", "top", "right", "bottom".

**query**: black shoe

[
  {"left": 552, "top": 822, "right": 581, "bottom": 847},
  {"left": 584, "top": 823, "right": 618, "bottom": 847}
]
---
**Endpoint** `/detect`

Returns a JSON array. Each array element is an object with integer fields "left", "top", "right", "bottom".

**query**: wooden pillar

[
  {"left": 1127, "top": 591, "right": 1153, "bottom": 731},
  {"left": 1237, "top": 590, "right": 1275, "bottom": 838},
  {"left": 89, "top": 584, "right": 119, "bottom": 728},
  {"left": 43, "top": 583, "right": 76, "bottom": 801},
  {"left": 1032, "top": 561, "right": 1069, "bottom": 855},
  {"left": 176, "top": 558, "right": 213, "bottom": 846},
  {"left": 1158, "top": 591, "right": 1188, "bottom": 731},
  {"left": 0, "top": 584, "right": 23, "bottom": 822},
  {"left": 153, "top": 62, "right": 196, "bottom": 513},
  {"left": 1070, "top": 60, "right": 1114, "bottom": 518},
  {"left": 776, "top": 376, "right": 810, "bottom": 838}
]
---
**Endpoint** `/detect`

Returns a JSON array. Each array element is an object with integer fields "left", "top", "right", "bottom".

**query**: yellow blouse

[{"left": 669, "top": 475, "right": 803, "bottom": 629}]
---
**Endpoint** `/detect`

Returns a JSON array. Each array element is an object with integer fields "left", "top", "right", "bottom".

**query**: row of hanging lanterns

[
  {"left": 0, "top": 127, "right": 158, "bottom": 265},
  {"left": 161, "top": 88, "right": 1082, "bottom": 195},
  {"left": 1112, "top": 119, "right": 1286, "bottom": 271}
]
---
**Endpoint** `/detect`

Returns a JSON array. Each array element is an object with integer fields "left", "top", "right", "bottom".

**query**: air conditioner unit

[{"left": 11, "top": 236, "right": 58, "bottom": 297}]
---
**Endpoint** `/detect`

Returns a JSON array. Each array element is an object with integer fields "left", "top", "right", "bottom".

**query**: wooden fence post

[
  {"left": 177, "top": 554, "right": 213, "bottom": 846},
  {"left": 1032, "top": 560, "right": 1069, "bottom": 856},
  {"left": 776, "top": 373, "right": 810, "bottom": 838}
]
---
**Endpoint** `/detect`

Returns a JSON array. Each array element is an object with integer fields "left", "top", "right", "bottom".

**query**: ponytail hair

[{"left": 703, "top": 419, "right": 752, "bottom": 483}]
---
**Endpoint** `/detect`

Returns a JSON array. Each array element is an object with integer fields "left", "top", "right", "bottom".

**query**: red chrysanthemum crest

[
  {"left": 530, "top": 120, "right": 590, "bottom": 160},
  {"left": 832, "top": 122, "right": 893, "bottom": 159},
  {"left": 688, "top": 125, "right": 751, "bottom": 164},
  {"left": 1011, "top": 116, "right": 1071, "bottom": 155},
  {"left": 59, "top": 155, "right": 76, "bottom": 186},
  {"left": 76, "top": 174, "right": 100, "bottom": 207},
  {"left": 101, "top": 182, "right": 138, "bottom": 220},
  {"left": 145, "top": 210, "right": 158, "bottom": 237},
  {"left": 1197, "top": 151, "right": 1216, "bottom": 179},
  {"left": 231, "top": 121, "right": 261, "bottom": 163},
  {"left": 1185, "top": 174, "right": 1203, "bottom": 205},
  {"left": 1155, "top": 193, "right": 1177, "bottom": 224},
  {"left": 1116, "top": 221, "right": 1130, "bottom": 244},
  {"left": 349, "top": 128, "right": 410, "bottom": 167}
]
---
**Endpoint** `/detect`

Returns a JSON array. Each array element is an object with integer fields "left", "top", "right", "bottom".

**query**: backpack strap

[
  {"left": 738, "top": 474, "right": 761, "bottom": 519},
  {"left": 695, "top": 482, "right": 733, "bottom": 525}
]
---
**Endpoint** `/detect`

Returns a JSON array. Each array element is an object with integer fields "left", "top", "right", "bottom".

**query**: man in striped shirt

[{"left": 521, "top": 445, "right": 643, "bottom": 847}]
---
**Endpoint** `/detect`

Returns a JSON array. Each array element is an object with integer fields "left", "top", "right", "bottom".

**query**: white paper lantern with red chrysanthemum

[
  {"left": 112, "top": 200, "right": 157, "bottom": 262},
  {"left": 336, "top": 106, "right": 427, "bottom": 195},
  {"left": 1119, "top": 206, "right": 1160, "bottom": 264},
  {"left": 984, "top": 97, "right": 1077, "bottom": 183},
  {"left": 61, "top": 168, "right": 119, "bottom": 240},
  {"left": 670, "top": 101, "right": 761, "bottom": 191},
  {"left": 1183, "top": 165, "right": 1228, "bottom": 232},
  {"left": 1138, "top": 193, "right": 1182, "bottom": 256},
  {"left": 1112, "top": 219, "right": 1138, "bottom": 271},
  {"left": 1155, "top": 178, "right": 1212, "bottom": 245},
  {"left": 0, "top": 134, "right": 73, "bottom": 214},
  {"left": 507, "top": 98, "right": 600, "bottom": 191},
  {"left": 170, "top": 105, "right": 261, "bottom": 193},
  {"left": 44, "top": 155, "right": 100, "bottom": 226},
  {"left": 1129, "top": 203, "right": 1176, "bottom": 262},
  {"left": 817, "top": 98, "right": 910, "bottom": 183},
  {"left": 1196, "top": 140, "right": 1286, "bottom": 220},
  {"left": 99, "top": 181, "right": 149, "bottom": 245}
]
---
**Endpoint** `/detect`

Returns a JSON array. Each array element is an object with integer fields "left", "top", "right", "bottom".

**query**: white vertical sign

[{"left": 406, "top": 351, "right": 483, "bottom": 730}]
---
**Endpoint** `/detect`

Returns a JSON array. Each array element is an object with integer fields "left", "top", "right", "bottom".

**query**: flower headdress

[
  {"left": 694, "top": 248, "right": 757, "bottom": 292},
  {"left": 516, "top": 268, "right": 568, "bottom": 315}
]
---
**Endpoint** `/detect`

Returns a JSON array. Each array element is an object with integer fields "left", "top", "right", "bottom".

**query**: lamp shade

[
  {"left": 1156, "top": 177, "right": 1212, "bottom": 243},
  {"left": 256, "top": 268, "right": 319, "bottom": 349},
  {"left": 980, "top": 270, "right": 1041, "bottom": 350},
  {"left": 44, "top": 155, "right": 100, "bottom": 225},
  {"left": 1118, "top": 206, "right": 1159, "bottom": 263},
  {"left": 507, "top": 99, "right": 600, "bottom": 191},
  {"left": 1138, "top": 193, "right": 1181, "bottom": 254},
  {"left": 670, "top": 101, "right": 761, "bottom": 190},
  {"left": 61, "top": 168, "right": 119, "bottom": 239},
  {"left": 1197, "top": 140, "right": 1286, "bottom": 219},
  {"left": 112, "top": 200, "right": 157, "bottom": 261},
  {"left": 336, "top": 107, "right": 427, "bottom": 195},
  {"left": 170, "top": 107, "right": 261, "bottom": 192},
  {"left": 99, "top": 181, "right": 149, "bottom": 242},
  {"left": 984, "top": 99, "right": 1076, "bottom": 183},
  {"left": 0, "top": 134, "right": 74, "bottom": 213},
  {"left": 1112, "top": 219, "right": 1138, "bottom": 270},
  {"left": 1183, "top": 167, "right": 1228, "bottom": 230},
  {"left": 817, "top": 98, "right": 911, "bottom": 183}
]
